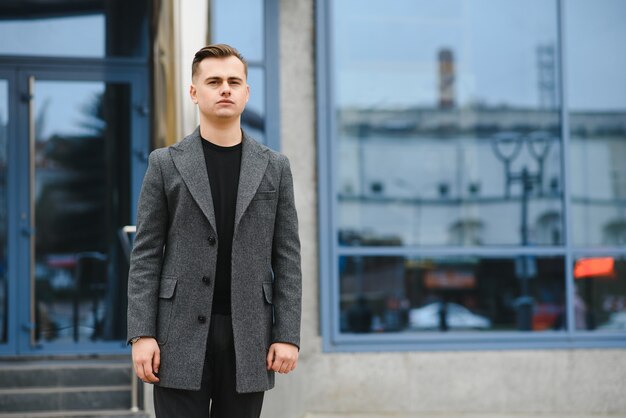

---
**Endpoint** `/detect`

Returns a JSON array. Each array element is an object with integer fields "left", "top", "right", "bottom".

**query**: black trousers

[{"left": 154, "top": 314, "right": 265, "bottom": 418}]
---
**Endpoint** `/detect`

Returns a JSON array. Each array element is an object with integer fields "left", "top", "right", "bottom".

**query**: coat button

[
  {"left": 208, "top": 236, "right": 216, "bottom": 245},
  {"left": 202, "top": 276, "right": 210, "bottom": 285},
  {"left": 198, "top": 315, "right": 206, "bottom": 324}
]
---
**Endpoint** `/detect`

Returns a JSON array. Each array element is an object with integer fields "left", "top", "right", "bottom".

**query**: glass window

[
  {"left": 320, "top": 0, "right": 626, "bottom": 350},
  {"left": 333, "top": 0, "right": 562, "bottom": 247},
  {"left": 573, "top": 256, "right": 626, "bottom": 331},
  {"left": 211, "top": 0, "right": 264, "bottom": 62},
  {"left": 340, "top": 255, "right": 565, "bottom": 334},
  {"left": 242, "top": 67, "right": 265, "bottom": 143},
  {"left": 0, "top": 0, "right": 148, "bottom": 58},
  {"left": 34, "top": 80, "right": 131, "bottom": 343},
  {"left": 566, "top": 0, "right": 626, "bottom": 247},
  {"left": 210, "top": 0, "right": 279, "bottom": 149}
]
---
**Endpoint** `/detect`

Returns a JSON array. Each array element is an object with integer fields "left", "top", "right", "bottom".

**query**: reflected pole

[{"left": 492, "top": 131, "right": 552, "bottom": 330}]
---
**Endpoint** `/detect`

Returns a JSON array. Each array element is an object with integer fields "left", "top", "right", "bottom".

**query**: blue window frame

[{"left": 317, "top": 0, "right": 626, "bottom": 351}]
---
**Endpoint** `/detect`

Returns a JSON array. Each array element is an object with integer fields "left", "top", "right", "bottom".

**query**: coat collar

[{"left": 170, "top": 126, "right": 269, "bottom": 235}]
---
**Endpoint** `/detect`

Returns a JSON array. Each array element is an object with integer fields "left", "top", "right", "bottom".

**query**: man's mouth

[{"left": 217, "top": 99, "right": 234, "bottom": 104}]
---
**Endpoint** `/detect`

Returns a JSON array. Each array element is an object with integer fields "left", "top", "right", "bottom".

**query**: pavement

[{"left": 303, "top": 414, "right": 626, "bottom": 418}]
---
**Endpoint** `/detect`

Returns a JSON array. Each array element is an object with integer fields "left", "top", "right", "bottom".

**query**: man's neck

[{"left": 200, "top": 119, "right": 243, "bottom": 147}]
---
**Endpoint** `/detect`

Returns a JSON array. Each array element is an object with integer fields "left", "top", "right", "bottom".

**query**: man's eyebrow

[{"left": 204, "top": 76, "right": 244, "bottom": 81}]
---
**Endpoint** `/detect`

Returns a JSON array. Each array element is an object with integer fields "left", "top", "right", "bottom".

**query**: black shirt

[{"left": 201, "top": 137, "right": 242, "bottom": 315}]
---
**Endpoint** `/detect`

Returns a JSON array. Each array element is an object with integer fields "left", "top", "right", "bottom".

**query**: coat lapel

[
  {"left": 235, "top": 131, "right": 269, "bottom": 231},
  {"left": 169, "top": 127, "right": 217, "bottom": 232}
]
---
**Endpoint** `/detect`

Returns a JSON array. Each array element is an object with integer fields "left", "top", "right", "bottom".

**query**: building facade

[{"left": 0, "top": 0, "right": 625, "bottom": 417}]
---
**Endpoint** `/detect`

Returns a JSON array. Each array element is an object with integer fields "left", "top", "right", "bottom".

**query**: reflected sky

[
  {"left": 566, "top": 0, "right": 626, "bottom": 110},
  {"left": 0, "top": 14, "right": 104, "bottom": 58},
  {"left": 0, "top": 81, "right": 7, "bottom": 124},
  {"left": 333, "top": 0, "right": 626, "bottom": 111},
  {"left": 246, "top": 67, "right": 265, "bottom": 118},
  {"left": 35, "top": 82, "right": 105, "bottom": 140},
  {"left": 212, "top": 0, "right": 264, "bottom": 62},
  {"left": 333, "top": 0, "right": 558, "bottom": 108}
]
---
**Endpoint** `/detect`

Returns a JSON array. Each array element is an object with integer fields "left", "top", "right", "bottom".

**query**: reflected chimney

[
  {"left": 438, "top": 48, "right": 455, "bottom": 109},
  {"left": 537, "top": 45, "right": 557, "bottom": 109}
]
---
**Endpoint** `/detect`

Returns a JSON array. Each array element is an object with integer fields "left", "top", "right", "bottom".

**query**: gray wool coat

[{"left": 127, "top": 127, "right": 302, "bottom": 393}]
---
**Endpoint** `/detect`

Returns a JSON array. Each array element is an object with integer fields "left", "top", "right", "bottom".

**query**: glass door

[{"left": 16, "top": 69, "right": 147, "bottom": 354}]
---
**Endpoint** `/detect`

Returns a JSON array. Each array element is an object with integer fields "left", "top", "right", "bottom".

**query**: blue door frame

[{"left": 0, "top": 60, "right": 149, "bottom": 356}]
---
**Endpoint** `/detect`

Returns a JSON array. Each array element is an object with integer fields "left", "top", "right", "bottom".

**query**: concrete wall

[{"left": 262, "top": 0, "right": 626, "bottom": 417}]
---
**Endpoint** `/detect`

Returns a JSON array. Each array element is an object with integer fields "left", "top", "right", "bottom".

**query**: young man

[{"left": 127, "top": 44, "right": 302, "bottom": 418}]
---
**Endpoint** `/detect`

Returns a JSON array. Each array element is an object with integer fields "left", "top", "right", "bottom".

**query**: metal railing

[{"left": 119, "top": 225, "right": 140, "bottom": 413}]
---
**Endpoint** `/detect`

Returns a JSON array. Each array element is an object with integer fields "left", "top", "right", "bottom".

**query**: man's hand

[
  {"left": 132, "top": 337, "right": 160, "bottom": 383},
  {"left": 266, "top": 342, "right": 299, "bottom": 374}
]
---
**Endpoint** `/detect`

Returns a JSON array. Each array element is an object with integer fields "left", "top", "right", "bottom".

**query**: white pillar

[{"left": 174, "top": 0, "right": 209, "bottom": 138}]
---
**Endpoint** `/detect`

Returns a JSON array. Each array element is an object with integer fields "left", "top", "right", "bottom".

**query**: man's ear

[{"left": 189, "top": 84, "right": 198, "bottom": 103}]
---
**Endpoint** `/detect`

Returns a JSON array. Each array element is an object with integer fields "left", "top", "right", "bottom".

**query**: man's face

[{"left": 190, "top": 56, "right": 249, "bottom": 122}]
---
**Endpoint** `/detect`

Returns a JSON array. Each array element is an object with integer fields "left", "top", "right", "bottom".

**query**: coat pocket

[
  {"left": 157, "top": 276, "right": 177, "bottom": 345},
  {"left": 159, "top": 276, "right": 177, "bottom": 298},
  {"left": 262, "top": 281, "right": 273, "bottom": 304},
  {"left": 252, "top": 190, "right": 277, "bottom": 201}
]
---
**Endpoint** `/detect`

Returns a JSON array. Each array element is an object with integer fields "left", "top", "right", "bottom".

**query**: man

[{"left": 127, "top": 44, "right": 302, "bottom": 418}]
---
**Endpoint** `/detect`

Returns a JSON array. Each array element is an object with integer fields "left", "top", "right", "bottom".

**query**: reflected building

[
  {"left": 334, "top": 102, "right": 625, "bottom": 335},
  {"left": 337, "top": 105, "right": 625, "bottom": 247}
]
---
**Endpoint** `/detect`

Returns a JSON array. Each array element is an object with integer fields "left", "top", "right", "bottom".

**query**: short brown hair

[{"left": 191, "top": 44, "right": 248, "bottom": 79}]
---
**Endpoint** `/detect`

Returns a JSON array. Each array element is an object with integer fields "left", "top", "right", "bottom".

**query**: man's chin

[{"left": 206, "top": 112, "right": 242, "bottom": 122}]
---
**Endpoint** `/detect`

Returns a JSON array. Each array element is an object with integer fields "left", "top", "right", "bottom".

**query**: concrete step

[
  {"left": 303, "top": 415, "right": 626, "bottom": 418},
  {"left": 0, "top": 410, "right": 148, "bottom": 418},
  {"left": 0, "top": 385, "right": 131, "bottom": 413},
  {"left": 0, "top": 359, "right": 141, "bottom": 415},
  {"left": 0, "top": 360, "right": 132, "bottom": 389}
]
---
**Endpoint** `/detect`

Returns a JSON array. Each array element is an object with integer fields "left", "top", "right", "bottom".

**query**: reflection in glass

[
  {"left": 567, "top": 0, "right": 626, "bottom": 247},
  {"left": 242, "top": 68, "right": 265, "bottom": 143},
  {"left": 574, "top": 257, "right": 626, "bottom": 331},
  {"left": 212, "top": 0, "right": 264, "bottom": 62},
  {"left": 333, "top": 0, "right": 563, "bottom": 247},
  {"left": 0, "top": 80, "right": 7, "bottom": 344},
  {"left": 34, "top": 81, "right": 131, "bottom": 343},
  {"left": 339, "top": 255, "right": 565, "bottom": 334},
  {"left": 211, "top": 0, "right": 266, "bottom": 143},
  {"left": 0, "top": 0, "right": 148, "bottom": 58}
]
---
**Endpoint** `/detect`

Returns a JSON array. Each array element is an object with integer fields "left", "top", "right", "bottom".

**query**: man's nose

[{"left": 220, "top": 81, "right": 231, "bottom": 95}]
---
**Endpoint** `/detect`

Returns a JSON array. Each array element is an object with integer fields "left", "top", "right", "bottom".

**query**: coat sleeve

[
  {"left": 270, "top": 155, "right": 302, "bottom": 349},
  {"left": 127, "top": 150, "right": 169, "bottom": 343}
]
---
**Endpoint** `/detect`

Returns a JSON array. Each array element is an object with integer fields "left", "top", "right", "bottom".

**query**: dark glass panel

[
  {"left": 34, "top": 80, "right": 131, "bottom": 343},
  {"left": 573, "top": 256, "right": 626, "bottom": 332},
  {"left": 339, "top": 255, "right": 565, "bottom": 334},
  {"left": 0, "top": 0, "right": 148, "bottom": 58}
]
